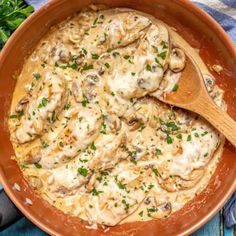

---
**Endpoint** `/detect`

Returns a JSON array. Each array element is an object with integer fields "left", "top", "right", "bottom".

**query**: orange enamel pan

[{"left": 0, "top": 0, "right": 235, "bottom": 235}]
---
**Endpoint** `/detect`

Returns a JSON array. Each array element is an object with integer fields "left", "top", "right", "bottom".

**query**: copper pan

[{"left": 0, "top": 0, "right": 235, "bottom": 235}]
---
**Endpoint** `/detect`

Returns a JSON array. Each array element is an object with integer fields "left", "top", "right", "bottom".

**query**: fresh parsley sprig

[{"left": 0, "top": 0, "right": 34, "bottom": 48}]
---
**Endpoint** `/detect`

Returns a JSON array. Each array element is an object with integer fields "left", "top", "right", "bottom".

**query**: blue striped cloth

[{"left": 0, "top": 0, "right": 235, "bottom": 235}]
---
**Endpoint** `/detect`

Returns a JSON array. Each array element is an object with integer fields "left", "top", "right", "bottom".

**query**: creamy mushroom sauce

[{"left": 8, "top": 5, "right": 226, "bottom": 227}]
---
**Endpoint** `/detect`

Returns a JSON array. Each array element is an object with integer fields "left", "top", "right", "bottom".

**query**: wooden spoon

[{"left": 160, "top": 55, "right": 236, "bottom": 147}]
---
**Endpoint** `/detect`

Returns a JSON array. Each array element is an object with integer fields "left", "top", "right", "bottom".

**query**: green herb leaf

[
  {"left": 90, "top": 142, "right": 96, "bottom": 150},
  {"left": 80, "top": 48, "right": 87, "bottom": 55},
  {"left": 117, "top": 182, "right": 125, "bottom": 190},
  {"left": 161, "top": 40, "right": 168, "bottom": 49},
  {"left": 158, "top": 51, "right": 167, "bottom": 60},
  {"left": 34, "top": 163, "right": 42, "bottom": 169},
  {"left": 156, "top": 148, "right": 162, "bottom": 155},
  {"left": 176, "top": 133, "right": 182, "bottom": 139},
  {"left": 172, "top": 83, "right": 179, "bottom": 92},
  {"left": 104, "top": 62, "right": 110, "bottom": 68},
  {"left": 0, "top": 0, "right": 33, "bottom": 49},
  {"left": 91, "top": 53, "right": 99, "bottom": 59},
  {"left": 166, "top": 134, "right": 173, "bottom": 144},
  {"left": 38, "top": 97, "right": 48, "bottom": 108},
  {"left": 81, "top": 63, "right": 93, "bottom": 72},
  {"left": 33, "top": 73, "right": 41, "bottom": 80},
  {"left": 152, "top": 168, "right": 159, "bottom": 176},
  {"left": 91, "top": 188, "right": 103, "bottom": 196},
  {"left": 78, "top": 167, "right": 88, "bottom": 177},
  {"left": 139, "top": 211, "right": 144, "bottom": 217},
  {"left": 9, "top": 114, "right": 17, "bottom": 119},
  {"left": 146, "top": 64, "right": 152, "bottom": 72},
  {"left": 187, "top": 134, "right": 192, "bottom": 142},
  {"left": 123, "top": 55, "right": 130, "bottom": 60}
]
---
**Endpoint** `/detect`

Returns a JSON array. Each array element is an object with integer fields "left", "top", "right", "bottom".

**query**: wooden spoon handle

[{"left": 195, "top": 96, "right": 236, "bottom": 147}]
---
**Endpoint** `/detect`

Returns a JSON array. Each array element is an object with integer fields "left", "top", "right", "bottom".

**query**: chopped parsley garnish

[
  {"left": 9, "top": 114, "right": 17, "bottom": 119},
  {"left": 187, "top": 134, "right": 192, "bottom": 141},
  {"left": 81, "top": 63, "right": 93, "bottom": 72},
  {"left": 151, "top": 45, "right": 159, "bottom": 53},
  {"left": 100, "top": 122, "right": 107, "bottom": 134},
  {"left": 80, "top": 48, "right": 87, "bottom": 55},
  {"left": 81, "top": 98, "right": 89, "bottom": 107},
  {"left": 117, "top": 182, "right": 125, "bottom": 190},
  {"left": 155, "top": 57, "right": 163, "bottom": 68},
  {"left": 158, "top": 51, "right": 167, "bottom": 60},
  {"left": 34, "top": 163, "right": 42, "bottom": 169},
  {"left": 156, "top": 148, "right": 162, "bottom": 155},
  {"left": 201, "top": 131, "right": 208, "bottom": 136},
  {"left": 27, "top": 132, "right": 32, "bottom": 137},
  {"left": 20, "top": 163, "right": 28, "bottom": 169},
  {"left": 161, "top": 40, "right": 168, "bottom": 49},
  {"left": 59, "top": 141, "right": 64, "bottom": 147},
  {"left": 91, "top": 53, "right": 99, "bottom": 59},
  {"left": 111, "top": 91, "right": 115, "bottom": 96},
  {"left": 130, "top": 150, "right": 137, "bottom": 160},
  {"left": 148, "top": 183, "right": 154, "bottom": 190},
  {"left": 147, "top": 207, "right": 156, "bottom": 216},
  {"left": 77, "top": 167, "right": 88, "bottom": 177},
  {"left": 176, "top": 133, "right": 182, "bottom": 139},
  {"left": 138, "top": 124, "right": 146, "bottom": 132},
  {"left": 121, "top": 199, "right": 130, "bottom": 212},
  {"left": 48, "top": 111, "right": 57, "bottom": 124},
  {"left": 204, "top": 152, "right": 208, "bottom": 157},
  {"left": 17, "top": 110, "right": 24, "bottom": 118},
  {"left": 131, "top": 72, "right": 136, "bottom": 76},
  {"left": 93, "top": 17, "right": 98, "bottom": 26},
  {"left": 166, "top": 121, "right": 180, "bottom": 132},
  {"left": 172, "top": 83, "right": 179, "bottom": 92},
  {"left": 166, "top": 134, "right": 173, "bottom": 144},
  {"left": 152, "top": 168, "right": 159, "bottom": 176},
  {"left": 194, "top": 133, "right": 199, "bottom": 138},
  {"left": 33, "top": 73, "right": 41, "bottom": 80},
  {"left": 40, "top": 139, "right": 49, "bottom": 148},
  {"left": 139, "top": 211, "right": 144, "bottom": 217},
  {"left": 146, "top": 64, "right": 152, "bottom": 72},
  {"left": 38, "top": 97, "right": 48, "bottom": 108},
  {"left": 91, "top": 188, "right": 103, "bottom": 196},
  {"left": 123, "top": 55, "right": 130, "bottom": 60},
  {"left": 63, "top": 102, "right": 71, "bottom": 110},
  {"left": 90, "top": 142, "right": 96, "bottom": 150},
  {"left": 104, "top": 62, "right": 110, "bottom": 68}
]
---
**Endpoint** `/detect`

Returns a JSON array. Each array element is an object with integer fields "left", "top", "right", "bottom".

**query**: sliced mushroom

[
  {"left": 72, "top": 81, "right": 83, "bottom": 102},
  {"left": 121, "top": 112, "right": 142, "bottom": 131},
  {"left": 145, "top": 196, "right": 172, "bottom": 219},
  {"left": 107, "top": 115, "right": 122, "bottom": 132},
  {"left": 86, "top": 172, "right": 98, "bottom": 193},
  {"left": 24, "top": 146, "right": 41, "bottom": 164},
  {"left": 53, "top": 185, "right": 75, "bottom": 198},
  {"left": 150, "top": 202, "right": 172, "bottom": 219},
  {"left": 157, "top": 172, "right": 203, "bottom": 192},
  {"left": 169, "top": 48, "right": 186, "bottom": 72},
  {"left": 59, "top": 50, "right": 71, "bottom": 63},
  {"left": 15, "top": 97, "right": 29, "bottom": 113},
  {"left": 81, "top": 74, "right": 100, "bottom": 101},
  {"left": 27, "top": 176, "right": 43, "bottom": 190}
]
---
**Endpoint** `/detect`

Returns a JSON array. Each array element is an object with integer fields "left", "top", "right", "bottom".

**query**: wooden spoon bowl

[{"left": 163, "top": 55, "right": 236, "bottom": 147}]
